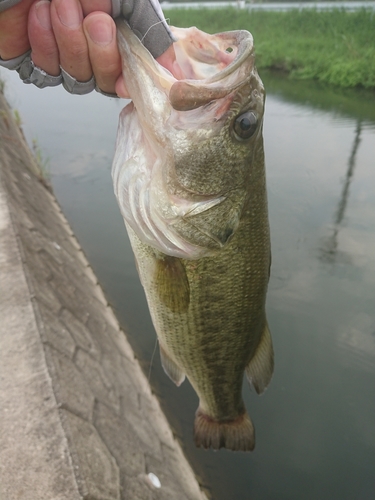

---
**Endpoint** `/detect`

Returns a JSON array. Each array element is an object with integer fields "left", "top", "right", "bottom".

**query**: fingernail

[
  {"left": 86, "top": 18, "right": 113, "bottom": 46},
  {"left": 56, "top": 0, "right": 82, "bottom": 28},
  {"left": 35, "top": 1, "right": 52, "bottom": 30}
]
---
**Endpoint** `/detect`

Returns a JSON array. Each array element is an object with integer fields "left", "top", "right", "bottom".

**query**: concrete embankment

[{"left": 0, "top": 91, "right": 208, "bottom": 500}]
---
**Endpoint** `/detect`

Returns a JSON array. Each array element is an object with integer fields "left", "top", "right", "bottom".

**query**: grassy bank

[{"left": 164, "top": 8, "right": 375, "bottom": 89}]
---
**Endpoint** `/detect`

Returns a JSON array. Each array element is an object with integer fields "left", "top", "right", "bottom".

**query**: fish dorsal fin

[
  {"left": 159, "top": 344, "right": 186, "bottom": 387},
  {"left": 154, "top": 256, "right": 190, "bottom": 313},
  {"left": 245, "top": 322, "right": 274, "bottom": 394}
]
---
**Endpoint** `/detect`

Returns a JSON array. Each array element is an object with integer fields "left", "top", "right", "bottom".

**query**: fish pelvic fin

[
  {"left": 194, "top": 409, "right": 255, "bottom": 451},
  {"left": 159, "top": 344, "right": 186, "bottom": 387},
  {"left": 246, "top": 321, "right": 274, "bottom": 395}
]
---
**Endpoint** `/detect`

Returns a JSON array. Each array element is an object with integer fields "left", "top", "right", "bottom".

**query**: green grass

[
  {"left": 13, "top": 109, "right": 22, "bottom": 128},
  {"left": 164, "top": 8, "right": 375, "bottom": 89},
  {"left": 32, "top": 138, "right": 51, "bottom": 182}
]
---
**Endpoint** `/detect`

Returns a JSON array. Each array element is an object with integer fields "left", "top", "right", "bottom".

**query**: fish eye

[{"left": 233, "top": 111, "right": 258, "bottom": 140}]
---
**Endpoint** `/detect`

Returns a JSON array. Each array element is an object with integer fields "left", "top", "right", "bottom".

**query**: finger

[
  {"left": 28, "top": 0, "right": 60, "bottom": 76},
  {"left": 157, "top": 45, "right": 185, "bottom": 80},
  {"left": 115, "top": 75, "right": 130, "bottom": 99},
  {"left": 50, "top": 0, "right": 92, "bottom": 81},
  {"left": 83, "top": 12, "right": 123, "bottom": 95},
  {"left": 79, "top": 0, "right": 112, "bottom": 17},
  {"left": 0, "top": 0, "right": 35, "bottom": 59}
]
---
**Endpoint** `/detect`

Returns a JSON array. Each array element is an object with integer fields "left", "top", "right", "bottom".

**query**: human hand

[
  {"left": 0, "top": 0, "right": 182, "bottom": 98},
  {"left": 0, "top": 0, "right": 126, "bottom": 96}
]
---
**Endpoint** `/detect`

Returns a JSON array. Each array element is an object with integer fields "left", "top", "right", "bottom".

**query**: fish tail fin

[
  {"left": 246, "top": 321, "right": 274, "bottom": 394},
  {"left": 194, "top": 408, "right": 255, "bottom": 451}
]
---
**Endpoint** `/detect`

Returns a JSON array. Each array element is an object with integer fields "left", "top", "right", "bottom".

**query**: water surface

[{"left": 2, "top": 68, "right": 374, "bottom": 500}]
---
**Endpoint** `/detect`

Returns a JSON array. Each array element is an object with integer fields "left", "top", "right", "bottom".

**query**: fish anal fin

[
  {"left": 159, "top": 344, "right": 185, "bottom": 387},
  {"left": 194, "top": 408, "right": 255, "bottom": 451},
  {"left": 246, "top": 321, "right": 274, "bottom": 395},
  {"left": 155, "top": 256, "right": 190, "bottom": 313}
]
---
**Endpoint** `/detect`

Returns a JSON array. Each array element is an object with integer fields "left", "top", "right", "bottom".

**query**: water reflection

[
  {"left": 1, "top": 68, "right": 374, "bottom": 500},
  {"left": 320, "top": 119, "right": 362, "bottom": 263}
]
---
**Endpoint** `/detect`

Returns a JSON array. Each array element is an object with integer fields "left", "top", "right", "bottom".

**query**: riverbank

[
  {"left": 0, "top": 91, "right": 207, "bottom": 500},
  {"left": 165, "top": 7, "right": 375, "bottom": 89}
]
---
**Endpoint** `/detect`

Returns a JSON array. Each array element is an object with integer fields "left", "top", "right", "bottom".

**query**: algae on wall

[{"left": 0, "top": 90, "right": 51, "bottom": 190}]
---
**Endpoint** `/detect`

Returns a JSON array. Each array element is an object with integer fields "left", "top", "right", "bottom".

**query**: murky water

[{"left": 2, "top": 68, "right": 374, "bottom": 500}]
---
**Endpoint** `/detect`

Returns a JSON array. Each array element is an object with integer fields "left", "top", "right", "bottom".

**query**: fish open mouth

[
  {"left": 168, "top": 26, "right": 255, "bottom": 111},
  {"left": 116, "top": 20, "right": 255, "bottom": 116}
]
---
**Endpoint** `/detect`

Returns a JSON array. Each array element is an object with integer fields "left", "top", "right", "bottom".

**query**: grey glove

[
  {"left": 1, "top": 50, "right": 63, "bottom": 89},
  {"left": 0, "top": 0, "right": 20, "bottom": 12},
  {"left": 113, "top": 0, "right": 174, "bottom": 59},
  {"left": 0, "top": 0, "right": 174, "bottom": 94}
]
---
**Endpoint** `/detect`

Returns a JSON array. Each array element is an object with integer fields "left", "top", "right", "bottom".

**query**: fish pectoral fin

[
  {"left": 245, "top": 321, "right": 274, "bottom": 395},
  {"left": 159, "top": 344, "right": 186, "bottom": 387},
  {"left": 154, "top": 256, "right": 190, "bottom": 313}
]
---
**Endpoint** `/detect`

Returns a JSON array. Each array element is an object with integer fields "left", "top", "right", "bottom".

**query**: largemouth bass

[{"left": 112, "top": 20, "right": 274, "bottom": 451}]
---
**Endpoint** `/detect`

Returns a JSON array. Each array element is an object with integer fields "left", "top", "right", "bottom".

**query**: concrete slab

[{"left": 0, "top": 91, "right": 208, "bottom": 500}]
